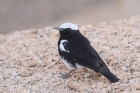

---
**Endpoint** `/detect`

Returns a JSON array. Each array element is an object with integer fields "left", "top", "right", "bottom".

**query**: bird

[{"left": 54, "top": 23, "right": 119, "bottom": 83}]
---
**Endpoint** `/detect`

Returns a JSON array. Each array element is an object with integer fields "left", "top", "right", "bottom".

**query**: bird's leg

[{"left": 59, "top": 70, "right": 75, "bottom": 79}]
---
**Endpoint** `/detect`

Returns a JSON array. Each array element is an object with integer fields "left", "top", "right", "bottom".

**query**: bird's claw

[{"left": 59, "top": 72, "right": 71, "bottom": 79}]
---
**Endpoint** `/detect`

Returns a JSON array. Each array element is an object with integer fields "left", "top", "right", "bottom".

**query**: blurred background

[{"left": 1, "top": 0, "right": 140, "bottom": 34}]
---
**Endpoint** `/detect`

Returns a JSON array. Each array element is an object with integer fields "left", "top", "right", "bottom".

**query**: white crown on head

[{"left": 60, "top": 23, "right": 78, "bottom": 30}]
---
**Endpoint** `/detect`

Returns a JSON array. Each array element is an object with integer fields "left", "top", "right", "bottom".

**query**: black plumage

[{"left": 54, "top": 23, "right": 119, "bottom": 83}]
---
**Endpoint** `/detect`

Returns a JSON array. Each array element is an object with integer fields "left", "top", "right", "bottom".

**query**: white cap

[{"left": 60, "top": 23, "right": 78, "bottom": 30}]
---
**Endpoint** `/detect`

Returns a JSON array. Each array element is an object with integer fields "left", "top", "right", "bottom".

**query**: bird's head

[{"left": 54, "top": 23, "right": 79, "bottom": 38}]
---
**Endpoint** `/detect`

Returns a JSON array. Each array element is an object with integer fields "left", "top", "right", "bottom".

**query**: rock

[{"left": 0, "top": 16, "right": 140, "bottom": 92}]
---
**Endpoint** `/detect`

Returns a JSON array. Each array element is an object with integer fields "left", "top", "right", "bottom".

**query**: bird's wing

[{"left": 60, "top": 40, "right": 110, "bottom": 72}]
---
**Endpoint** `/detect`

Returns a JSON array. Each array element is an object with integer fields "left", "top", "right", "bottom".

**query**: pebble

[{"left": 84, "top": 73, "right": 90, "bottom": 78}]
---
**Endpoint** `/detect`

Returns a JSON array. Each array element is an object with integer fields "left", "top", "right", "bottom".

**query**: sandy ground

[{"left": 0, "top": 16, "right": 140, "bottom": 93}]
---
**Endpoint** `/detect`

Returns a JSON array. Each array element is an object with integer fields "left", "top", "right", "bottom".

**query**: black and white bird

[{"left": 54, "top": 23, "right": 119, "bottom": 83}]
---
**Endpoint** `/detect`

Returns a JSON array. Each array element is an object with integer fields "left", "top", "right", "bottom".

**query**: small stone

[
  {"left": 122, "top": 66, "right": 128, "bottom": 71},
  {"left": 20, "top": 70, "right": 33, "bottom": 77},
  {"left": 22, "top": 60, "right": 37, "bottom": 67},
  {"left": 136, "top": 87, "right": 140, "bottom": 90},
  {"left": 84, "top": 73, "right": 90, "bottom": 78}
]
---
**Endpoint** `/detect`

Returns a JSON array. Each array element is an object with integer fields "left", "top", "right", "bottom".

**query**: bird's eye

[
  {"left": 61, "top": 28, "right": 64, "bottom": 31},
  {"left": 66, "top": 28, "right": 71, "bottom": 31}
]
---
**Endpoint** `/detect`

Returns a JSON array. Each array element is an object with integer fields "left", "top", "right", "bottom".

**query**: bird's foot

[
  {"left": 59, "top": 70, "right": 75, "bottom": 79},
  {"left": 59, "top": 72, "right": 71, "bottom": 79}
]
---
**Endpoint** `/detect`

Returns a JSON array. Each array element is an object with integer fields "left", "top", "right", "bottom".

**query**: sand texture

[{"left": 0, "top": 16, "right": 140, "bottom": 93}]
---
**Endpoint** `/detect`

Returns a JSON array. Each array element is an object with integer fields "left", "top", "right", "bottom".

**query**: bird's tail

[{"left": 101, "top": 72, "right": 119, "bottom": 83}]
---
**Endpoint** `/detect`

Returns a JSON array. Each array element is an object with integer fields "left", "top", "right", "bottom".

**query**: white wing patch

[
  {"left": 62, "top": 58, "right": 75, "bottom": 70},
  {"left": 59, "top": 40, "right": 69, "bottom": 53},
  {"left": 60, "top": 23, "right": 78, "bottom": 30}
]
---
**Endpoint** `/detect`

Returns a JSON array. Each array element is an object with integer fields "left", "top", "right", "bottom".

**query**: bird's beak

[{"left": 53, "top": 27, "right": 63, "bottom": 31}]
